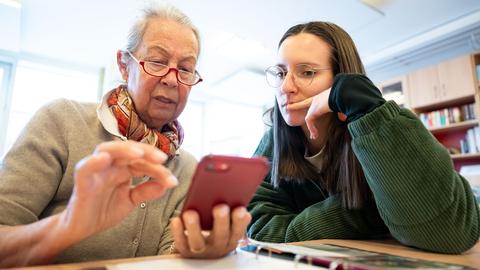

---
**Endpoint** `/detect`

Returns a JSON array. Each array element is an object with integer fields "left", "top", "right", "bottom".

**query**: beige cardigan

[{"left": 0, "top": 99, "right": 197, "bottom": 263}]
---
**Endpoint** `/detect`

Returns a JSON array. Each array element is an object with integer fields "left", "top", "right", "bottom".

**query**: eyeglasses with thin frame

[
  {"left": 265, "top": 64, "right": 331, "bottom": 88},
  {"left": 126, "top": 51, "right": 203, "bottom": 86}
]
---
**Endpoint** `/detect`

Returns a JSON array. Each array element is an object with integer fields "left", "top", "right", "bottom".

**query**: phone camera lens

[{"left": 206, "top": 163, "right": 215, "bottom": 171}]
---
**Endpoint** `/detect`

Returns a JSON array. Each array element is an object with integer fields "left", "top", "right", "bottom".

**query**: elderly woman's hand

[
  {"left": 59, "top": 140, "right": 178, "bottom": 244},
  {"left": 170, "top": 204, "right": 251, "bottom": 258}
]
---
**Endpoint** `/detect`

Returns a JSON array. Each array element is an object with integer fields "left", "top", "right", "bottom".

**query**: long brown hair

[{"left": 270, "top": 21, "right": 371, "bottom": 209}]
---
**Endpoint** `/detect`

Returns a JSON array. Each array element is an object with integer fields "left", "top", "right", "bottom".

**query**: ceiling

[{"left": 2, "top": 0, "right": 480, "bottom": 106}]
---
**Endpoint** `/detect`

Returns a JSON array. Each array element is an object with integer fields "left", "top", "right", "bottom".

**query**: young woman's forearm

[{"left": 0, "top": 213, "right": 75, "bottom": 267}]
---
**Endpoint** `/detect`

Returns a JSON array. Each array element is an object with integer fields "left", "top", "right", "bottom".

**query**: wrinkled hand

[
  {"left": 287, "top": 88, "right": 346, "bottom": 139},
  {"left": 171, "top": 204, "right": 251, "bottom": 258},
  {"left": 60, "top": 140, "right": 178, "bottom": 243}
]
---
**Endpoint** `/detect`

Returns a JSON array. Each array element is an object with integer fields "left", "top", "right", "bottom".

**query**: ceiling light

[{"left": 360, "top": 0, "right": 386, "bottom": 16}]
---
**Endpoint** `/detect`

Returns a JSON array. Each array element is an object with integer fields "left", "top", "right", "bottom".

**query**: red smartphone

[{"left": 181, "top": 155, "right": 270, "bottom": 230}]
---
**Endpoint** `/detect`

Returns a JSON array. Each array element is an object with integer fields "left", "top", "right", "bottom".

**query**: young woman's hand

[
  {"left": 60, "top": 140, "right": 178, "bottom": 243},
  {"left": 171, "top": 204, "right": 251, "bottom": 258},
  {"left": 287, "top": 88, "right": 346, "bottom": 139}
]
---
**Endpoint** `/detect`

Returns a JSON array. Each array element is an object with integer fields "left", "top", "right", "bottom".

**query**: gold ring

[{"left": 190, "top": 246, "right": 206, "bottom": 254}]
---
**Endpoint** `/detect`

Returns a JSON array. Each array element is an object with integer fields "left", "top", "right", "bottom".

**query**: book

[{"left": 241, "top": 239, "right": 475, "bottom": 270}]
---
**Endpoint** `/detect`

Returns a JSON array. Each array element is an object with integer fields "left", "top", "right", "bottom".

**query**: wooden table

[
  {"left": 300, "top": 239, "right": 480, "bottom": 268},
  {"left": 10, "top": 239, "right": 480, "bottom": 269}
]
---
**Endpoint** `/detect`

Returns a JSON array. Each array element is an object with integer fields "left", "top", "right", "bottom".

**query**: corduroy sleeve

[
  {"left": 248, "top": 179, "right": 390, "bottom": 243},
  {"left": 247, "top": 130, "right": 389, "bottom": 243},
  {"left": 349, "top": 100, "right": 480, "bottom": 254},
  {"left": 247, "top": 180, "right": 300, "bottom": 242}
]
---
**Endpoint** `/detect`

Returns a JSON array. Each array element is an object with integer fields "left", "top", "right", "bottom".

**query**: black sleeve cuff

[{"left": 328, "top": 73, "right": 386, "bottom": 122}]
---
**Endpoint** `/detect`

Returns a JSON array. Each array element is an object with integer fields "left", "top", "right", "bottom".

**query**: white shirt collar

[{"left": 304, "top": 146, "right": 325, "bottom": 172}]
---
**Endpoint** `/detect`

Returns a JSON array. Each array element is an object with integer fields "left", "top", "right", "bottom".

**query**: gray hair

[{"left": 125, "top": 3, "right": 200, "bottom": 55}]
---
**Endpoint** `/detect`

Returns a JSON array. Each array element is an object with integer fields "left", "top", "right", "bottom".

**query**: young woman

[{"left": 247, "top": 21, "right": 479, "bottom": 254}]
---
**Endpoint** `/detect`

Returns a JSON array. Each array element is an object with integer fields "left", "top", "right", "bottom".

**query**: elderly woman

[{"left": 0, "top": 4, "right": 249, "bottom": 267}]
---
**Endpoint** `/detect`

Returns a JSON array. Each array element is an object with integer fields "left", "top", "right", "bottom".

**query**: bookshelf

[
  {"left": 428, "top": 119, "right": 479, "bottom": 135},
  {"left": 380, "top": 53, "right": 480, "bottom": 171},
  {"left": 451, "top": 153, "right": 480, "bottom": 160}
]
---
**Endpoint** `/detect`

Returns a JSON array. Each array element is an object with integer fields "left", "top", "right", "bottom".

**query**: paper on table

[
  {"left": 247, "top": 239, "right": 351, "bottom": 258},
  {"left": 107, "top": 249, "right": 319, "bottom": 270}
]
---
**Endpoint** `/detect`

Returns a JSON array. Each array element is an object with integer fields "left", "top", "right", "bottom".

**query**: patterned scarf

[{"left": 107, "top": 85, "right": 184, "bottom": 160}]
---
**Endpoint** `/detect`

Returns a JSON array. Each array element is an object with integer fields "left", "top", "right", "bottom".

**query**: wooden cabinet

[
  {"left": 437, "top": 55, "right": 477, "bottom": 101},
  {"left": 408, "top": 55, "right": 476, "bottom": 109},
  {"left": 407, "top": 66, "right": 438, "bottom": 108}
]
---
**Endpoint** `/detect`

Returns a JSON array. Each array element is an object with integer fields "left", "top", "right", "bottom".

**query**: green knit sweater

[{"left": 247, "top": 100, "right": 480, "bottom": 254}]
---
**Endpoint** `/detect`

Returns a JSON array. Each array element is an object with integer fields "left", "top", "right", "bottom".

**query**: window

[
  {"left": 178, "top": 101, "right": 205, "bottom": 159},
  {"left": 179, "top": 99, "right": 266, "bottom": 159},
  {"left": 2, "top": 60, "right": 100, "bottom": 156},
  {"left": 0, "top": 61, "right": 13, "bottom": 156},
  {"left": 204, "top": 101, "right": 265, "bottom": 157}
]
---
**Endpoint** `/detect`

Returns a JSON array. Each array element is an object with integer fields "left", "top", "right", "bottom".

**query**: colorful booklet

[{"left": 242, "top": 239, "right": 475, "bottom": 270}]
